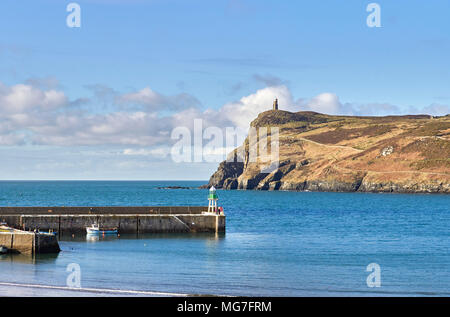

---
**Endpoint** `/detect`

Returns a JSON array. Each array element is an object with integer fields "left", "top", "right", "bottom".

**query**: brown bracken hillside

[{"left": 205, "top": 110, "right": 450, "bottom": 193}]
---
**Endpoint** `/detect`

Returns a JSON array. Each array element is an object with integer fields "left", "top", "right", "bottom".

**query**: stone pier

[
  {"left": 0, "top": 231, "right": 60, "bottom": 254},
  {"left": 0, "top": 206, "right": 226, "bottom": 235}
]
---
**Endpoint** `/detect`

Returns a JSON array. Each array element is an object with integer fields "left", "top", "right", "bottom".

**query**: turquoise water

[{"left": 0, "top": 181, "right": 449, "bottom": 296}]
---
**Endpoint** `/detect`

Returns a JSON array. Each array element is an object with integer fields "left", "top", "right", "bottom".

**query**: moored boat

[
  {"left": 38, "top": 229, "right": 58, "bottom": 236},
  {"left": 0, "top": 223, "right": 14, "bottom": 233},
  {"left": 0, "top": 245, "right": 8, "bottom": 254},
  {"left": 86, "top": 224, "right": 118, "bottom": 235}
]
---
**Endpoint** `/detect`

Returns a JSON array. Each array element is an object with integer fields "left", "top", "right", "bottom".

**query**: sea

[{"left": 0, "top": 181, "right": 449, "bottom": 297}]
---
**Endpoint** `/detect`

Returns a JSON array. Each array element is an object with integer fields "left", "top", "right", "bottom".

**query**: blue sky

[{"left": 0, "top": 0, "right": 449, "bottom": 180}]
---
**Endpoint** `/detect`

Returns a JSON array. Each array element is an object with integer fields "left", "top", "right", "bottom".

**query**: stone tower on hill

[{"left": 273, "top": 98, "right": 278, "bottom": 110}]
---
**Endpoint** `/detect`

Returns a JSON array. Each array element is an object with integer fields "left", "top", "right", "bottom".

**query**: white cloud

[
  {"left": 0, "top": 133, "right": 26, "bottom": 146},
  {"left": 0, "top": 83, "right": 67, "bottom": 114},
  {"left": 305, "top": 92, "right": 341, "bottom": 115},
  {"left": 122, "top": 147, "right": 171, "bottom": 158},
  {"left": 218, "top": 85, "right": 297, "bottom": 128},
  {"left": 0, "top": 80, "right": 448, "bottom": 151},
  {"left": 118, "top": 87, "right": 201, "bottom": 111},
  {"left": 342, "top": 102, "right": 401, "bottom": 116},
  {"left": 302, "top": 93, "right": 449, "bottom": 117},
  {"left": 414, "top": 103, "right": 450, "bottom": 117}
]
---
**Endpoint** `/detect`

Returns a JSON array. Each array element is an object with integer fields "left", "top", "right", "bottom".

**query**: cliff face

[{"left": 205, "top": 111, "right": 450, "bottom": 193}]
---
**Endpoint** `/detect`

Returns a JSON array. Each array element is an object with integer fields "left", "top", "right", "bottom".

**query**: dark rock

[
  {"left": 238, "top": 172, "right": 270, "bottom": 190},
  {"left": 223, "top": 178, "right": 238, "bottom": 189},
  {"left": 203, "top": 161, "right": 244, "bottom": 189}
]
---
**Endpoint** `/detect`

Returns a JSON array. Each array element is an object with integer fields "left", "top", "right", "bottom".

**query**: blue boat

[
  {"left": 86, "top": 224, "right": 118, "bottom": 235},
  {"left": 38, "top": 229, "right": 58, "bottom": 236}
]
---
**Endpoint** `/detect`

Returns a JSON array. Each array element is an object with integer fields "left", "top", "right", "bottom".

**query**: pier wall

[
  {"left": 0, "top": 232, "right": 60, "bottom": 254},
  {"left": 0, "top": 207, "right": 226, "bottom": 234},
  {"left": 0, "top": 206, "right": 206, "bottom": 215}
]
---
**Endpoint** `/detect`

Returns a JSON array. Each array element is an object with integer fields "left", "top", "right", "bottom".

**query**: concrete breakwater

[
  {"left": 0, "top": 206, "right": 226, "bottom": 235},
  {"left": 0, "top": 231, "right": 60, "bottom": 254}
]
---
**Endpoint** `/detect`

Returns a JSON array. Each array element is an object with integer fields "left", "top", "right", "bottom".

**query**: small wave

[{"left": 0, "top": 281, "right": 192, "bottom": 297}]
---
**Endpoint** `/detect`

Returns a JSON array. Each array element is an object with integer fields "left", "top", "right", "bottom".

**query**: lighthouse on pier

[{"left": 208, "top": 186, "right": 219, "bottom": 214}]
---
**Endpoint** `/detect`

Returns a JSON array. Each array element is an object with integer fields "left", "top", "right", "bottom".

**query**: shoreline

[
  {"left": 0, "top": 281, "right": 193, "bottom": 297},
  {"left": 204, "top": 187, "right": 450, "bottom": 195},
  {"left": 0, "top": 281, "right": 447, "bottom": 297}
]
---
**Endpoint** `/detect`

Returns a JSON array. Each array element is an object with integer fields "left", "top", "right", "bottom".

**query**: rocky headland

[{"left": 204, "top": 110, "right": 450, "bottom": 193}]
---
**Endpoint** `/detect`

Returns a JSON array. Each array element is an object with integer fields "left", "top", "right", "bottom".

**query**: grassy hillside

[{"left": 206, "top": 110, "right": 450, "bottom": 193}]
